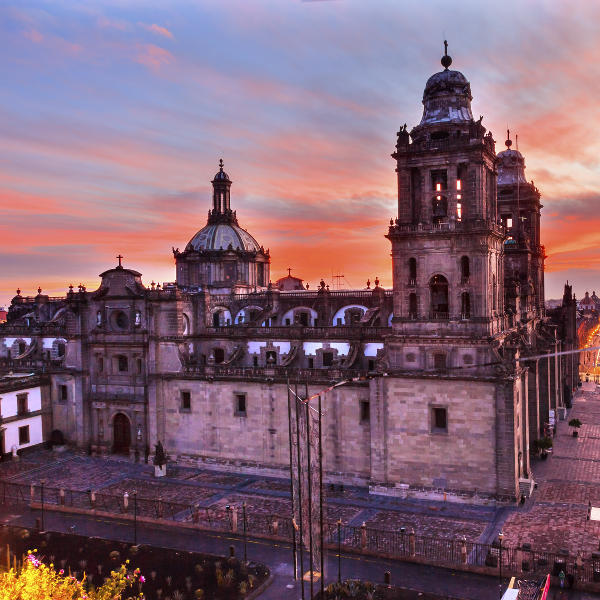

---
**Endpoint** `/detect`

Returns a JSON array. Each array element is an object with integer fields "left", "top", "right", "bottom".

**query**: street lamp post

[
  {"left": 242, "top": 502, "right": 247, "bottom": 563},
  {"left": 337, "top": 519, "right": 342, "bottom": 584},
  {"left": 133, "top": 490, "right": 138, "bottom": 545},
  {"left": 498, "top": 531, "right": 504, "bottom": 596},
  {"left": 40, "top": 479, "right": 46, "bottom": 532}
]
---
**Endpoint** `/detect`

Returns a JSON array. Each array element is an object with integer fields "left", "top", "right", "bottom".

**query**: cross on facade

[
  {"left": 287, "top": 267, "right": 292, "bottom": 276},
  {"left": 117, "top": 254, "right": 123, "bottom": 267}
]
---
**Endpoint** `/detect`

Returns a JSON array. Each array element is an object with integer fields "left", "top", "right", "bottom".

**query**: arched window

[
  {"left": 409, "top": 293, "right": 418, "bottom": 319},
  {"left": 460, "top": 256, "right": 470, "bottom": 283},
  {"left": 492, "top": 275, "right": 497, "bottom": 311},
  {"left": 56, "top": 342, "right": 66, "bottom": 357},
  {"left": 432, "top": 195, "right": 448, "bottom": 224},
  {"left": 461, "top": 292, "right": 471, "bottom": 319},
  {"left": 429, "top": 275, "right": 449, "bottom": 319},
  {"left": 408, "top": 258, "right": 417, "bottom": 286}
]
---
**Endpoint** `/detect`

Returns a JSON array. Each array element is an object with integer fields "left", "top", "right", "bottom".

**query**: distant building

[
  {"left": 0, "top": 373, "right": 51, "bottom": 456},
  {"left": 0, "top": 47, "right": 575, "bottom": 501}
]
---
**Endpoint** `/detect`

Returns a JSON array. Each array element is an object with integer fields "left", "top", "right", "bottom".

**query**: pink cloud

[
  {"left": 141, "top": 23, "right": 174, "bottom": 39},
  {"left": 23, "top": 29, "right": 43, "bottom": 43},
  {"left": 135, "top": 43, "right": 173, "bottom": 70}
]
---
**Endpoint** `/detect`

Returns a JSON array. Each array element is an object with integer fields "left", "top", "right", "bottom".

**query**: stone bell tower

[{"left": 386, "top": 42, "right": 505, "bottom": 353}]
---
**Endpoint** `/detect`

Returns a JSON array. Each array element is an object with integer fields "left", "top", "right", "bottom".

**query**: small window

[
  {"left": 266, "top": 350, "right": 277, "bottom": 365},
  {"left": 181, "top": 391, "right": 191, "bottom": 411},
  {"left": 323, "top": 351, "right": 334, "bottom": 367},
  {"left": 360, "top": 401, "right": 370, "bottom": 423},
  {"left": 336, "top": 318, "right": 343, "bottom": 326},
  {"left": 117, "top": 355, "right": 128, "bottom": 372},
  {"left": 433, "top": 353, "right": 446, "bottom": 370},
  {"left": 56, "top": 342, "right": 66, "bottom": 357},
  {"left": 432, "top": 407, "right": 448, "bottom": 433},
  {"left": 97, "top": 355, "right": 104, "bottom": 373},
  {"left": 368, "top": 359, "right": 375, "bottom": 371},
  {"left": 19, "top": 425, "right": 30, "bottom": 445},
  {"left": 285, "top": 318, "right": 291, "bottom": 326},
  {"left": 59, "top": 385, "right": 68, "bottom": 404},
  {"left": 235, "top": 393, "right": 247, "bottom": 417},
  {"left": 214, "top": 348, "right": 225, "bottom": 364},
  {"left": 308, "top": 357, "right": 314, "bottom": 369},
  {"left": 17, "top": 393, "right": 28, "bottom": 416},
  {"left": 18, "top": 341, "right": 26, "bottom": 356},
  {"left": 136, "top": 358, "right": 142, "bottom": 374},
  {"left": 253, "top": 356, "right": 258, "bottom": 367}
]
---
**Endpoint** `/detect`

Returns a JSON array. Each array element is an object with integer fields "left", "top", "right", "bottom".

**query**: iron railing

[{"left": 4, "top": 479, "right": 600, "bottom": 584}]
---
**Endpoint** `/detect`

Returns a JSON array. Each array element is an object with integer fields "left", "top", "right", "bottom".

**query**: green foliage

[{"left": 537, "top": 436, "right": 553, "bottom": 450}]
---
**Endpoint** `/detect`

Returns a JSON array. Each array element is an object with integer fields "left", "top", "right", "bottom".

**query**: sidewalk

[{"left": 2, "top": 505, "right": 597, "bottom": 600}]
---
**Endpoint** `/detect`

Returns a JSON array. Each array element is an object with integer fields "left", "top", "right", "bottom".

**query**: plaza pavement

[{"left": 502, "top": 382, "right": 600, "bottom": 556}]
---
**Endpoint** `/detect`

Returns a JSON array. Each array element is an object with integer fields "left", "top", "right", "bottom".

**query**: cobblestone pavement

[
  {"left": 1, "top": 448, "right": 497, "bottom": 542},
  {"left": 502, "top": 383, "right": 600, "bottom": 555}
]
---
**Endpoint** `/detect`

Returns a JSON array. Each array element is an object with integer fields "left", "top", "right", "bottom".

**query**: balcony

[
  {"left": 183, "top": 364, "right": 370, "bottom": 382},
  {"left": 168, "top": 325, "right": 390, "bottom": 341},
  {"left": 429, "top": 312, "right": 449, "bottom": 321}
]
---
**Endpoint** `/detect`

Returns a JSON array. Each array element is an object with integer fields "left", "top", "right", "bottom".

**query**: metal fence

[{"left": 3, "top": 479, "right": 600, "bottom": 585}]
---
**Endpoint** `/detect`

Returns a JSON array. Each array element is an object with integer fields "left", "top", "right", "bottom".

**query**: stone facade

[{"left": 0, "top": 48, "right": 576, "bottom": 502}]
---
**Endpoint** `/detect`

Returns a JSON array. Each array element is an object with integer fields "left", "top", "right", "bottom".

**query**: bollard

[
  {"left": 123, "top": 492, "right": 129, "bottom": 512},
  {"left": 229, "top": 545, "right": 235, "bottom": 558},
  {"left": 231, "top": 506, "right": 238, "bottom": 533},
  {"left": 59, "top": 488, "right": 65, "bottom": 506},
  {"left": 460, "top": 536, "right": 467, "bottom": 564},
  {"left": 409, "top": 528, "right": 416, "bottom": 557},
  {"left": 360, "top": 522, "right": 367, "bottom": 550},
  {"left": 384, "top": 571, "right": 391, "bottom": 586},
  {"left": 90, "top": 491, "right": 96, "bottom": 508}
]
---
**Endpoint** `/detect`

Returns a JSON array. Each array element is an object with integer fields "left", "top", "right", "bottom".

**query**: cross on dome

[{"left": 441, "top": 39, "right": 452, "bottom": 69}]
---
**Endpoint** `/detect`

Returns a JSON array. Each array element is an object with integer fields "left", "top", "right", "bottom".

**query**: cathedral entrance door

[{"left": 113, "top": 413, "right": 131, "bottom": 454}]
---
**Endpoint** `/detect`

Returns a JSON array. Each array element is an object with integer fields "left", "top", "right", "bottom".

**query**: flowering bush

[{"left": 0, "top": 550, "right": 144, "bottom": 600}]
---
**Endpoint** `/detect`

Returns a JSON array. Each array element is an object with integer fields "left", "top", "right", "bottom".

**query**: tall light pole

[
  {"left": 337, "top": 519, "right": 342, "bottom": 584},
  {"left": 242, "top": 501, "right": 247, "bottom": 563},
  {"left": 498, "top": 531, "right": 504, "bottom": 596},
  {"left": 133, "top": 490, "right": 138, "bottom": 545},
  {"left": 40, "top": 479, "right": 46, "bottom": 532}
]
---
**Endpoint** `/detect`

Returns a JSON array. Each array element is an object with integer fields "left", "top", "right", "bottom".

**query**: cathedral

[{"left": 0, "top": 47, "right": 576, "bottom": 502}]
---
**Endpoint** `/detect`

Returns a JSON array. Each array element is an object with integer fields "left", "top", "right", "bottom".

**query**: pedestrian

[{"left": 558, "top": 569, "right": 565, "bottom": 588}]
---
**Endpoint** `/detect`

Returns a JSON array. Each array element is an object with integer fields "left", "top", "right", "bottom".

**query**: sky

[{"left": 1, "top": 0, "right": 600, "bottom": 305}]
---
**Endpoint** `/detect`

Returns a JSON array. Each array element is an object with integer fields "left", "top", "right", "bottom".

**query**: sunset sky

[{"left": 2, "top": 0, "right": 599, "bottom": 305}]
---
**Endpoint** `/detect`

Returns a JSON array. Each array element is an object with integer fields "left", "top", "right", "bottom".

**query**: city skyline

[{"left": 2, "top": 0, "right": 599, "bottom": 304}]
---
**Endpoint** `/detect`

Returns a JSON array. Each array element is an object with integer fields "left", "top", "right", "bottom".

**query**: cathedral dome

[
  {"left": 419, "top": 69, "right": 473, "bottom": 126},
  {"left": 187, "top": 222, "right": 261, "bottom": 253},
  {"left": 497, "top": 136, "right": 527, "bottom": 185},
  {"left": 418, "top": 44, "right": 473, "bottom": 127}
]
